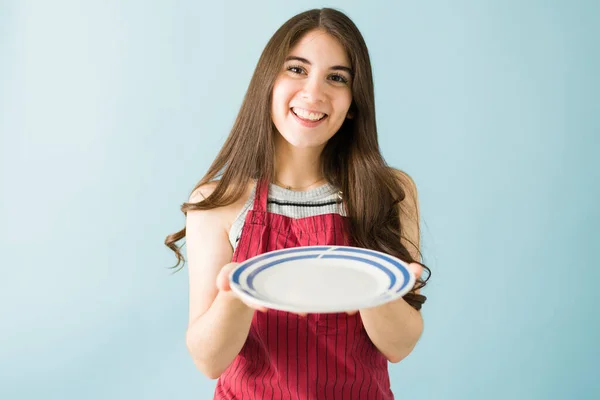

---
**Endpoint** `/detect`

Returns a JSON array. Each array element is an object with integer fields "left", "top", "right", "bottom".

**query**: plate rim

[{"left": 229, "top": 245, "right": 416, "bottom": 313}]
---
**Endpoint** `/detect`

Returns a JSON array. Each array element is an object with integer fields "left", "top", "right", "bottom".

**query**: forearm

[
  {"left": 360, "top": 297, "right": 424, "bottom": 363},
  {"left": 186, "top": 290, "right": 255, "bottom": 378}
]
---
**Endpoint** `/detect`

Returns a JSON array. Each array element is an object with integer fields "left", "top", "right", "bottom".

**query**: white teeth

[{"left": 292, "top": 107, "right": 325, "bottom": 121}]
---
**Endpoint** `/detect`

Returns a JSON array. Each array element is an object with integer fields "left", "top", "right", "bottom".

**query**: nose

[{"left": 300, "top": 76, "right": 326, "bottom": 103}]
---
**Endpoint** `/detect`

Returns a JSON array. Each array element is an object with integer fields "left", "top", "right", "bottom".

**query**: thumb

[
  {"left": 408, "top": 262, "right": 423, "bottom": 281},
  {"left": 216, "top": 262, "right": 240, "bottom": 292}
]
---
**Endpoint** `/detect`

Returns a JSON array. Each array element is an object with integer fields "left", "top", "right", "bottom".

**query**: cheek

[
  {"left": 271, "top": 88, "right": 287, "bottom": 122},
  {"left": 335, "top": 93, "right": 353, "bottom": 117},
  {"left": 272, "top": 80, "right": 295, "bottom": 108}
]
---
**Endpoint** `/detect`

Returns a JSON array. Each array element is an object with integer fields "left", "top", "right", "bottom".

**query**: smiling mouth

[{"left": 291, "top": 107, "right": 328, "bottom": 122}]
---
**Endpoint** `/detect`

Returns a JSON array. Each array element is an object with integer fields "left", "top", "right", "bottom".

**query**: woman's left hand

[
  {"left": 345, "top": 262, "right": 423, "bottom": 315},
  {"left": 408, "top": 262, "right": 423, "bottom": 281}
]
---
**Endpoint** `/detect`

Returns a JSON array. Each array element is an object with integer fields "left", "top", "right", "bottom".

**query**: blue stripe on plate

[
  {"left": 232, "top": 246, "right": 411, "bottom": 294},
  {"left": 231, "top": 247, "right": 329, "bottom": 284}
]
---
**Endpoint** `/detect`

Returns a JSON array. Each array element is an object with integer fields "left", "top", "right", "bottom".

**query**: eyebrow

[{"left": 285, "top": 56, "right": 353, "bottom": 75}]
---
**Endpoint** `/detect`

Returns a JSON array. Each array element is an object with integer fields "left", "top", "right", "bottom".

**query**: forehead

[{"left": 288, "top": 29, "right": 350, "bottom": 67}]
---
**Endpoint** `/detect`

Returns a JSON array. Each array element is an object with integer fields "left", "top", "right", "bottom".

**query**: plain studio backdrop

[{"left": 1, "top": 1, "right": 598, "bottom": 399}]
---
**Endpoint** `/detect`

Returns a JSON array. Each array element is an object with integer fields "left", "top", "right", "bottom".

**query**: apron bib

[{"left": 215, "top": 180, "right": 393, "bottom": 400}]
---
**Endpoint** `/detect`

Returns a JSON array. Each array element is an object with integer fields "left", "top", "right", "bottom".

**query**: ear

[{"left": 346, "top": 111, "right": 354, "bottom": 119}]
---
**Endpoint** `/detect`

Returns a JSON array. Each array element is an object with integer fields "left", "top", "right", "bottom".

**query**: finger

[
  {"left": 346, "top": 310, "right": 359, "bottom": 315},
  {"left": 246, "top": 302, "right": 268, "bottom": 313},
  {"left": 216, "top": 262, "right": 239, "bottom": 292},
  {"left": 215, "top": 271, "right": 231, "bottom": 291},
  {"left": 409, "top": 262, "right": 423, "bottom": 280}
]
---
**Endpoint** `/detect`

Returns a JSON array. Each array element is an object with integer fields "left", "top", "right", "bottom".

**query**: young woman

[{"left": 165, "top": 8, "right": 431, "bottom": 400}]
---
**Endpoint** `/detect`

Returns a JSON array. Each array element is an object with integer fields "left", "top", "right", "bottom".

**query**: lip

[{"left": 290, "top": 107, "right": 328, "bottom": 128}]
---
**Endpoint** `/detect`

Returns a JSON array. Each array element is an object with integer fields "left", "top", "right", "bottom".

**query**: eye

[
  {"left": 329, "top": 74, "right": 349, "bottom": 84},
  {"left": 286, "top": 65, "right": 306, "bottom": 75}
]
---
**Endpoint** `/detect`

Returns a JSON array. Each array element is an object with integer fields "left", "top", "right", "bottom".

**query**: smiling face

[{"left": 271, "top": 29, "right": 353, "bottom": 150}]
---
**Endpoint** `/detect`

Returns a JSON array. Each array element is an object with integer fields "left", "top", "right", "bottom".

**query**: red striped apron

[{"left": 214, "top": 180, "right": 393, "bottom": 400}]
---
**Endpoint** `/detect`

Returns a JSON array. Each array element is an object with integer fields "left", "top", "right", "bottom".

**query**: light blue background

[{"left": 1, "top": 1, "right": 598, "bottom": 399}]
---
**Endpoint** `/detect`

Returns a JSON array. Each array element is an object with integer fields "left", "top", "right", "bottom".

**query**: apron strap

[{"left": 253, "top": 179, "right": 269, "bottom": 212}]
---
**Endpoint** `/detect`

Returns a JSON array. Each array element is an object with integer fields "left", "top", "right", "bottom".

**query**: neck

[{"left": 273, "top": 135, "right": 325, "bottom": 190}]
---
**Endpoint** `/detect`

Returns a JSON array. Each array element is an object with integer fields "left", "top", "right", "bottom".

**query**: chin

[{"left": 280, "top": 134, "right": 329, "bottom": 150}]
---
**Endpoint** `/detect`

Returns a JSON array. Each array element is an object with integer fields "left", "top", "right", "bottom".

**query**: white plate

[{"left": 229, "top": 245, "right": 415, "bottom": 313}]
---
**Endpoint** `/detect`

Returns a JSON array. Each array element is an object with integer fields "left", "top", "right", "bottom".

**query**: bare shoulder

[
  {"left": 187, "top": 180, "right": 254, "bottom": 231},
  {"left": 186, "top": 181, "right": 228, "bottom": 236},
  {"left": 188, "top": 180, "right": 219, "bottom": 203}
]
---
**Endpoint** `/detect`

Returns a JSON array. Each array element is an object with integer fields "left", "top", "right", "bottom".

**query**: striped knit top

[{"left": 228, "top": 182, "right": 345, "bottom": 249}]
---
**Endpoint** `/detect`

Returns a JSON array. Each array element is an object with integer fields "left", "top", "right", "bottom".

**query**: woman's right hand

[
  {"left": 216, "top": 262, "right": 307, "bottom": 316},
  {"left": 216, "top": 262, "right": 269, "bottom": 313}
]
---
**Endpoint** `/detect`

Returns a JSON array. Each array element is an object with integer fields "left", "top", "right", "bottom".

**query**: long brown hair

[{"left": 165, "top": 8, "right": 430, "bottom": 296}]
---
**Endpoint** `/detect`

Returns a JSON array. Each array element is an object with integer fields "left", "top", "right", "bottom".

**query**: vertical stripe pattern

[{"left": 214, "top": 180, "right": 394, "bottom": 400}]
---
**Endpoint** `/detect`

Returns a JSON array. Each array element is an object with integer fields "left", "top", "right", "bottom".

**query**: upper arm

[
  {"left": 185, "top": 183, "right": 234, "bottom": 328},
  {"left": 393, "top": 169, "right": 421, "bottom": 262}
]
